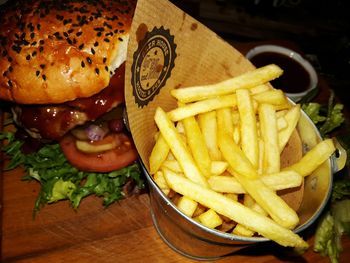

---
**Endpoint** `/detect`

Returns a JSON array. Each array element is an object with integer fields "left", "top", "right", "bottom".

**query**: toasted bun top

[{"left": 0, "top": 0, "right": 136, "bottom": 104}]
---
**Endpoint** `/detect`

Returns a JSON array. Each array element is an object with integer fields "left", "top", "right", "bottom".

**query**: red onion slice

[{"left": 85, "top": 124, "right": 108, "bottom": 141}]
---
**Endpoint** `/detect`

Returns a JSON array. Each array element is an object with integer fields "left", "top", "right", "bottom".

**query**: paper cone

[{"left": 125, "top": 0, "right": 255, "bottom": 170}]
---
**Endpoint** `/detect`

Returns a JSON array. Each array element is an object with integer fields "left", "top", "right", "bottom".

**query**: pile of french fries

[{"left": 149, "top": 64, "right": 336, "bottom": 249}]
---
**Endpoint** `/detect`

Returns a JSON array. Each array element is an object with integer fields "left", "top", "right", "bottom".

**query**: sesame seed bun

[{"left": 0, "top": 0, "right": 136, "bottom": 104}]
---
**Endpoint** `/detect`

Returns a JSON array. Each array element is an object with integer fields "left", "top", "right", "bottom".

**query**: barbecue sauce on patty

[{"left": 16, "top": 63, "right": 125, "bottom": 141}]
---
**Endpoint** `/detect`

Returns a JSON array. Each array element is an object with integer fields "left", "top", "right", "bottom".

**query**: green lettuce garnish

[
  {"left": 0, "top": 131, "right": 144, "bottom": 216},
  {"left": 300, "top": 89, "right": 349, "bottom": 263},
  {"left": 301, "top": 90, "right": 345, "bottom": 138}
]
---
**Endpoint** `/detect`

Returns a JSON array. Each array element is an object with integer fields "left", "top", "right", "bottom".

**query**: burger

[{"left": 0, "top": 0, "right": 144, "bottom": 211}]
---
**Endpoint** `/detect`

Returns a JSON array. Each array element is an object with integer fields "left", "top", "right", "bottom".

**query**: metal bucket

[{"left": 140, "top": 110, "right": 346, "bottom": 261}]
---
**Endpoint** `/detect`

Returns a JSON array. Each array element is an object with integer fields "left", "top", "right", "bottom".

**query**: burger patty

[{"left": 13, "top": 63, "right": 125, "bottom": 141}]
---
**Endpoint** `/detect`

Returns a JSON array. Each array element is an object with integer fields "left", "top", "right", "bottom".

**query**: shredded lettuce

[{"left": 0, "top": 131, "right": 144, "bottom": 216}]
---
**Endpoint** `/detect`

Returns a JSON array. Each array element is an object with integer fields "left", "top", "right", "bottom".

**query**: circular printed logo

[{"left": 131, "top": 26, "right": 177, "bottom": 107}]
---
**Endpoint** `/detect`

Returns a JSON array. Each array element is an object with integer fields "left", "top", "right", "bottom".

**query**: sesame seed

[
  {"left": 56, "top": 15, "right": 64, "bottom": 21},
  {"left": 42, "top": 74, "right": 47, "bottom": 81},
  {"left": 95, "top": 68, "right": 99, "bottom": 75},
  {"left": 81, "top": 61, "right": 85, "bottom": 68},
  {"left": 40, "top": 64, "right": 45, "bottom": 69},
  {"left": 12, "top": 45, "right": 21, "bottom": 54},
  {"left": 103, "top": 57, "right": 107, "bottom": 63},
  {"left": 91, "top": 48, "right": 95, "bottom": 55},
  {"left": 79, "top": 44, "right": 84, "bottom": 50},
  {"left": 94, "top": 27, "right": 104, "bottom": 32},
  {"left": 103, "top": 38, "right": 110, "bottom": 43},
  {"left": 36, "top": 70, "right": 40, "bottom": 76},
  {"left": 87, "top": 57, "right": 92, "bottom": 64},
  {"left": 76, "top": 31, "right": 83, "bottom": 37},
  {"left": 26, "top": 55, "right": 31, "bottom": 60},
  {"left": 94, "top": 41, "right": 99, "bottom": 47}
]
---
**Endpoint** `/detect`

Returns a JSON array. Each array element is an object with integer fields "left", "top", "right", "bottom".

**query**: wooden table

[{"left": 1, "top": 41, "right": 350, "bottom": 262}]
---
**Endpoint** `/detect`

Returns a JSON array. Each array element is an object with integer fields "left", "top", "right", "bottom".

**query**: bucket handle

[{"left": 331, "top": 137, "right": 347, "bottom": 173}]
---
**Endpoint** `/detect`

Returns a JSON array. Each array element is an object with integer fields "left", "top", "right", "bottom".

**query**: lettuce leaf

[
  {"left": 301, "top": 90, "right": 345, "bottom": 137},
  {"left": 0, "top": 131, "right": 144, "bottom": 216}
]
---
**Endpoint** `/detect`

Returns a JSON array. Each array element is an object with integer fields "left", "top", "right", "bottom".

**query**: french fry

[
  {"left": 277, "top": 116, "right": 287, "bottom": 130},
  {"left": 154, "top": 107, "right": 209, "bottom": 187},
  {"left": 149, "top": 134, "right": 170, "bottom": 174},
  {"left": 210, "top": 161, "right": 228, "bottom": 176},
  {"left": 208, "top": 170, "right": 302, "bottom": 194},
  {"left": 228, "top": 168, "right": 299, "bottom": 229},
  {"left": 250, "top": 84, "right": 270, "bottom": 95},
  {"left": 259, "top": 103, "right": 280, "bottom": 174},
  {"left": 232, "top": 223, "right": 254, "bottom": 237},
  {"left": 162, "top": 159, "right": 182, "bottom": 173},
  {"left": 283, "top": 138, "right": 336, "bottom": 177},
  {"left": 231, "top": 110, "right": 240, "bottom": 125},
  {"left": 253, "top": 89, "right": 288, "bottom": 106},
  {"left": 216, "top": 106, "right": 258, "bottom": 179},
  {"left": 278, "top": 104, "right": 301, "bottom": 153},
  {"left": 183, "top": 115, "right": 212, "bottom": 177},
  {"left": 177, "top": 196, "right": 198, "bottom": 217},
  {"left": 192, "top": 204, "right": 207, "bottom": 218},
  {"left": 236, "top": 89, "right": 259, "bottom": 168},
  {"left": 208, "top": 174, "right": 246, "bottom": 193},
  {"left": 297, "top": 111, "right": 318, "bottom": 148},
  {"left": 233, "top": 195, "right": 265, "bottom": 237},
  {"left": 198, "top": 111, "right": 222, "bottom": 161},
  {"left": 224, "top": 193, "right": 239, "bottom": 202},
  {"left": 217, "top": 108, "right": 258, "bottom": 179},
  {"left": 164, "top": 159, "right": 227, "bottom": 176},
  {"left": 233, "top": 125, "right": 240, "bottom": 145},
  {"left": 168, "top": 94, "right": 237, "bottom": 122},
  {"left": 198, "top": 209, "right": 223, "bottom": 229},
  {"left": 154, "top": 171, "right": 170, "bottom": 195},
  {"left": 163, "top": 169, "right": 308, "bottom": 249},
  {"left": 218, "top": 107, "right": 235, "bottom": 135},
  {"left": 257, "top": 138, "right": 264, "bottom": 175},
  {"left": 170, "top": 64, "right": 283, "bottom": 103}
]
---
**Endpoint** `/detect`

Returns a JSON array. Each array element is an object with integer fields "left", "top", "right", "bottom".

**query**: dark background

[{"left": 170, "top": 0, "right": 350, "bottom": 105}]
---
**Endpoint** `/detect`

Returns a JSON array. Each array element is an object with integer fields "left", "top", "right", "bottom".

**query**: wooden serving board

[{"left": 1, "top": 149, "right": 350, "bottom": 262}]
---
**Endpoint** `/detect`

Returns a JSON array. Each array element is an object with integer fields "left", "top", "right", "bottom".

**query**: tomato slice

[{"left": 59, "top": 133, "right": 138, "bottom": 172}]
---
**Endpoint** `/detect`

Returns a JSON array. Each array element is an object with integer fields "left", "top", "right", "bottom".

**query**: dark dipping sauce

[{"left": 250, "top": 52, "right": 311, "bottom": 93}]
